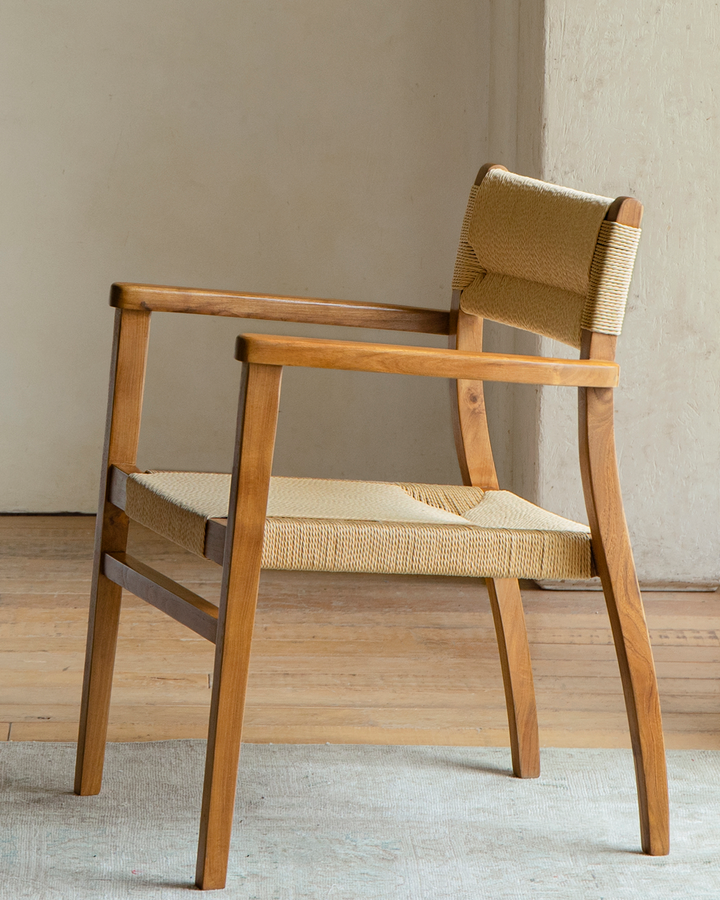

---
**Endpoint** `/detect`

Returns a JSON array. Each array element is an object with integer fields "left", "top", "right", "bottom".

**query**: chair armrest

[
  {"left": 110, "top": 282, "right": 450, "bottom": 335},
  {"left": 235, "top": 333, "right": 620, "bottom": 387}
]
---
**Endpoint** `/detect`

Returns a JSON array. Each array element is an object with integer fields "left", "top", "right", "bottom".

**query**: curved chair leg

[
  {"left": 486, "top": 578, "right": 540, "bottom": 778},
  {"left": 580, "top": 381, "right": 669, "bottom": 855},
  {"left": 597, "top": 561, "right": 669, "bottom": 854}
]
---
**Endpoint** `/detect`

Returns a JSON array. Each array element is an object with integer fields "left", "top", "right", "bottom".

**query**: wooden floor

[{"left": 1, "top": 516, "right": 719, "bottom": 749}]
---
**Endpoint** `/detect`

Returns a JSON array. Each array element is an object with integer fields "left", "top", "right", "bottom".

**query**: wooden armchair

[{"left": 75, "top": 164, "right": 669, "bottom": 889}]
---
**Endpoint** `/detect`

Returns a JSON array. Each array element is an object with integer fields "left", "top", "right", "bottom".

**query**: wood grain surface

[
  {"left": 235, "top": 333, "right": 620, "bottom": 386},
  {"left": 196, "top": 363, "right": 283, "bottom": 888},
  {"left": 1, "top": 516, "right": 717, "bottom": 749},
  {"left": 110, "top": 283, "right": 450, "bottom": 335},
  {"left": 74, "top": 308, "right": 151, "bottom": 796}
]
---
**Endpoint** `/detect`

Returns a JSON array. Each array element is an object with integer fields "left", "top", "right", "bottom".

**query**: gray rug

[{"left": 1, "top": 743, "right": 719, "bottom": 899}]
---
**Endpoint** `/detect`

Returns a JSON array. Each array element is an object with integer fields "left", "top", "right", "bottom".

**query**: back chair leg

[
  {"left": 600, "top": 567, "right": 669, "bottom": 855},
  {"left": 580, "top": 379, "right": 669, "bottom": 855},
  {"left": 486, "top": 578, "right": 540, "bottom": 778}
]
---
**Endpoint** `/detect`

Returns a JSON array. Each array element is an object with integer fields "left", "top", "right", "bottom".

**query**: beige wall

[
  {"left": 0, "top": 1, "right": 489, "bottom": 510},
  {"left": 2, "top": 2, "right": 717, "bottom": 584},
  {"left": 478, "top": 0, "right": 719, "bottom": 585},
  {"left": 534, "top": 0, "right": 720, "bottom": 584},
  {"left": 483, "top": 0, "right": 545, "bottom": 497}
]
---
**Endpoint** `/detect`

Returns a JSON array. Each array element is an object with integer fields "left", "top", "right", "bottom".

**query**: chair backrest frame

[{"left": 449, "top": 164, "right": 643, "bottom": 490}]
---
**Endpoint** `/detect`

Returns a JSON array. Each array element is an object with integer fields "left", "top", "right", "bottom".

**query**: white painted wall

[
  {"left": 535, "top": 0, "right": 720, "bottom": 584},
  {"left": 0, "top": 1, "right": 488, "bottom": 511}
]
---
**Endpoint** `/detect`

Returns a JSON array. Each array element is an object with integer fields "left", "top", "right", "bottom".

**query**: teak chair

[{"left": 75, "top": 164, "right": 669, "bottom": 889}]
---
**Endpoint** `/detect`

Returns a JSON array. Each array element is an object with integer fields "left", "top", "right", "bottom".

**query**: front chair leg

[
  {"left": 195, "top": 586, "right": 259, "bottom": 889},
  {"left": 196, "top": 361, "right": 283, "bottom": 890},
  {"left": 486, "top": 578, "right": 540, "bottom": 778}
]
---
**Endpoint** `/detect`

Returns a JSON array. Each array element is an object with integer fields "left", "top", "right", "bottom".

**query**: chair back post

[
  {"left": 578, "top": 198, "right": 669, "bottom": 855},
  {"left": 75, "top": 306, "right": 151, "bottom": 794},
  {"left": 578, "top": 363, "right": 669, "bottom": 854},
  {"left": 449, "top": 163, "right": 506, "bottom": 489},
  {"left": 449, "top": 294, "right": 499, "bottom": 488},
  {"left": 578, "top": 195, "right": 643, "bottom": 529},
  {"left": 449, "top": 164, "right": 539, "bottom": 780}
]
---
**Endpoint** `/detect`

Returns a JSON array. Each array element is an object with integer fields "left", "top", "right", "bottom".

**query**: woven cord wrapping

[
  {"left": 454, "top": 168, "right": 641, "bottom": 346},
  {"left": 581, "top": 220, "right": 641, "bottom": 335},
  {"left": 451, "top": 184, "right": 485, "bottom": 290},
  {"left": 124, "top": 473, "right": 594, "bottom": 581}
]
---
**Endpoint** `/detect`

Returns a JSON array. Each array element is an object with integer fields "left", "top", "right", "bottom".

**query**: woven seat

[
  {"left": 126, "top": 472, "right": 593, "bottom": 580},
  {"left": 75, "top": 163, "right": 669, "bottom": 890}
]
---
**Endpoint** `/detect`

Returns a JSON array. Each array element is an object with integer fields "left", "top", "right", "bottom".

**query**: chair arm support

[
  {"left": 235, "top": 333, "right": 620, "bottom": 387},
  {"left": 110, "top": 282, "right": 450, "bottom": 335}
]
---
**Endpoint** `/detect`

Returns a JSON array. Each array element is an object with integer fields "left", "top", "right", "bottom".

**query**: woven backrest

[{"left": 452, "top": 168, "right": 642, "bottom": 348}]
